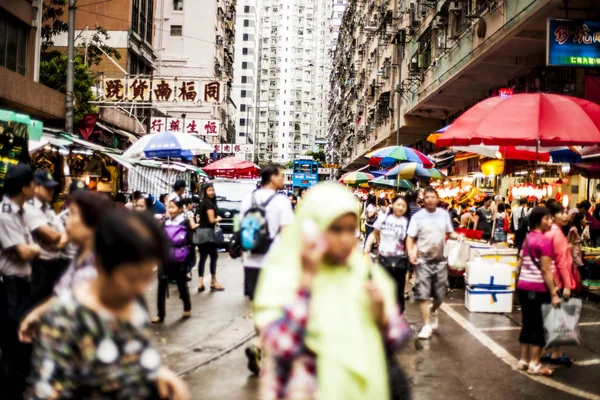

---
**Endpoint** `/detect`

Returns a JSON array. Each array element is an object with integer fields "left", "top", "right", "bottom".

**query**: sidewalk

[{"left": 399, "top": 289, "right": 600, "bottom": 400}]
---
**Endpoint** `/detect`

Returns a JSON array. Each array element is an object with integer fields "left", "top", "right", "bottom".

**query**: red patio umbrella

[
  {"left": 435, "top": 93, "right": 600, "bottom": 147},
  {"left": 203, "top": 156, "right": 260, "bottom": 178}
]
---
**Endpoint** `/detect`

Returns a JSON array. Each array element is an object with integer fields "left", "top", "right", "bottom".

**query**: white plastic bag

[
  {"left": 446, "top": 237, "right": 470, "bottom": 272},
  {"left": 542, "top": 298, "right": 583, "bottom": 349}
]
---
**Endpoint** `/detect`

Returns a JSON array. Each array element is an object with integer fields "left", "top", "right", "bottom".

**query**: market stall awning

[
  {"left": 112, "top": 127, "right": 139, "bottom": 143},
  {"left": 104, "top": 153, "right": 135, "bottom": 169}
]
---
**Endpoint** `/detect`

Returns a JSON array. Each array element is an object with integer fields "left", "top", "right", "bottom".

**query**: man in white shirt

[
  {"left": 407, "top": 187, "right": 461, "bottom": 340},
  {"left": 167, "top": 180, "right": 187, "bottom": 203},
  {"left": 239, "top": 164, "right": 294, "bottom": 375},
  {"left": 513, "top": 197, "right": 530, "bottom": 249}
]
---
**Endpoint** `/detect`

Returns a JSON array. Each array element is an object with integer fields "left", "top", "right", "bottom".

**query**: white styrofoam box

[
  {"left": 466, "top": 258, "right": 514, "bottom": 288},
  {"left": 469, "top": 246, "right": 518, "bottom": 267},
  {"left": 465, "top": 286, "right": 514, "bottom": 313}
]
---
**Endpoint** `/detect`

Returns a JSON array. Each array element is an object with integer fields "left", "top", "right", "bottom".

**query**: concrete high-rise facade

[
  {"left": 155, "top": 0, "right": 236, "bottom": 145},
  {"left": 255, "top": 0, "right": 333, "bottom": 163},
  {"left": 232, "top": 0, "right": 261, "bottom": 158}
]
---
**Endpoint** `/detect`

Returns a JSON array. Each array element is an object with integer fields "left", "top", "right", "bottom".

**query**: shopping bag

[
  {"left": 542, "top": 298, "right": 583, "bottom": 349},
  {"left": 446, "top": 237, "right": 470, "bottom": 274}
]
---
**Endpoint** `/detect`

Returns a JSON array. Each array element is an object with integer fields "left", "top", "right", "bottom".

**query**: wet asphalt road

[{"left": 148, "top": 252, "right": 600, "bottom": 400}]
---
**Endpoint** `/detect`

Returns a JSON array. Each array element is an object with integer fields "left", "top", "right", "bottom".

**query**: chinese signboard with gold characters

[{"left": 103, "top": 77, "right": 224, "bottom": 104}]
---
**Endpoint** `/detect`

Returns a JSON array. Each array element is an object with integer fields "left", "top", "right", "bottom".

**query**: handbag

[{"left": 193, "top": 227, "right": 216, "bottom": 244}]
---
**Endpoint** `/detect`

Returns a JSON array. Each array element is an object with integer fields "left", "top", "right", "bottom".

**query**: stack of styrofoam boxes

[{"left": 464, "top": 247, "right": 519, "bottom": 313}]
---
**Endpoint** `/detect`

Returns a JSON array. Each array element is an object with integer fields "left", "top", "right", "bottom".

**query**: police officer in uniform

[
  {"left": 24, "top": 170, "right": 69, "bottom": 306},
  {"left": 0, "top": 164, "right": 41, "bottom": 399}
]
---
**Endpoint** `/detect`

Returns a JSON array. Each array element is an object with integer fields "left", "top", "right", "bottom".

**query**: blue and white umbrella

[{"left": 123, "top": 131, "right": 213, "bottom": 159}]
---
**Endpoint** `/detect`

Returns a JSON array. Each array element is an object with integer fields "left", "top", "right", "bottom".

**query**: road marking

[
  {"left": 480, "top": 326, "right": 521, "bottom": 331},
  {"left": 575, "top": 359, "right": 600, "bottom": 367},
  {"left": 440, "top": 304, "right": 600, "bottom": 400},
  {"left": 480, "top": 321, "right": 600, "bottom": 332}
]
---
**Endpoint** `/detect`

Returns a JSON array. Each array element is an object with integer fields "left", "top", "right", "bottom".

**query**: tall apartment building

[
  {"left": 329, "top": 0, "right": 600, "bottom": 170},
  {"left": 155, "top": 0, "right": 236, "bottom": 145},
  {"left": 255, "top": 0, "right": 333, "bottom": 163},
  {"left": 233, "top": 0, "right": 261, "bottom": 155},
  {"left": 331, "top": 0, "right": 346, "bottom": 52}
]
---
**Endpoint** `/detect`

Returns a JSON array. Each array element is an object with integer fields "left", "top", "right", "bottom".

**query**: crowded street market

[{"left": 0, "top": 0, "right": 600, "bottom": 399}]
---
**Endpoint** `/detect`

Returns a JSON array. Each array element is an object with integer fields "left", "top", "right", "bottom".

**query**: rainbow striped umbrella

[
  {"left": 385, "top": 162, "right": 445, "bottom": 181},
  {"left": 339, "top": 171, "right": 375, "bottom": 186},
  {"left": 366, "top": 146, "right": 435, "bottom": 168}
]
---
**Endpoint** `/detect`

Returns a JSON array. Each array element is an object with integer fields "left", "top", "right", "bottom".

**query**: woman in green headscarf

[{"left": 254, "top": 183, "right": 411, "bottom": 400}]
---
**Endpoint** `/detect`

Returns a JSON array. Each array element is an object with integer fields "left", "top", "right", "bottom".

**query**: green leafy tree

[
  {"left": 40, "top": 52, "right": 96, "bottom": 124},
  {"left": 40, "top": 1, "right": 121, "bottom": 124},
  {"left": 305, "top": 150, "right": 326, "bottom": 166}
]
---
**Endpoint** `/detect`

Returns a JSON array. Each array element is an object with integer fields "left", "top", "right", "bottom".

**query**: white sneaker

[
  {"left": 430, "top": 311, "right": 439, "bottom": 330},
  {"left": 418, "top": 325, "right": 433, "bottom": 339}
]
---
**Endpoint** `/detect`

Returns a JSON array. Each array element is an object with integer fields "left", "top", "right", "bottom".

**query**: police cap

[
  {"left": 34, "top": 170, "right": 59, "bottom": 189},
  {"left": 4, "top": 164, "right": 34, "bottom": 196}
]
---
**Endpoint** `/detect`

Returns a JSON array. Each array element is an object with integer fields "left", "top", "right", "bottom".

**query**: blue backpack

[
  {"left": 240, "top": 193, "right": 277, "bottom": 255},
  {"left": 165, "top": 223, "right": 190, "bottom": 263}
]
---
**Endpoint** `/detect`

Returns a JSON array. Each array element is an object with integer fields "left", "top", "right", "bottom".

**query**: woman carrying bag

[
  {"left": 194, "top": 183, "right": 224, "bottom": 292},
  {"left": 364, "top": 195, "right": 411, "bottom": 311},
  {"left": 254, "top": 183, "right": 411, "bottom": 400}
]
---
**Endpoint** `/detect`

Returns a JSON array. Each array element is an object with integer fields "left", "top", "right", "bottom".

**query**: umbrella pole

[
  {"left": 498, "top": 146, "right": 507, "bottom": 198},
  {"left": 535, "top": 140, "right": 539, "bottom": 186}
]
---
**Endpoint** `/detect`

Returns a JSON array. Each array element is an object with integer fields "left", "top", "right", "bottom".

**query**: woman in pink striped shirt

[
  {"left": 542, "top": 202, "right": 576, "bottom": 366},
  {"left": 516, "top": 207, "right": 561, "bottom": 376}
]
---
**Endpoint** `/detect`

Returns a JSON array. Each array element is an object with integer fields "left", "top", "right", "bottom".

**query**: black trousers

[
  {"left": 518, "top": 289, "right": 550, "bottom": 347},
  {"left": 198, "top": 243, "right": 218, "bottom": 277},
  {"left": 30, "top": 258, "right": 69, "bottom": 307},
  {"left": 0, "top": 276, "right": 32, "bottom": 400},
  {"left": 379, "top": 256, "right": 408, "bottom": 313},
  {"left": 156, "top": 263, "right": 191, "bottom": 319}
]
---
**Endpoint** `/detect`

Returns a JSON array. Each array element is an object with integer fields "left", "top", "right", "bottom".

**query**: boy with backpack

[{"left": 238, "top": 164, "right": 295, "bottom": 374}]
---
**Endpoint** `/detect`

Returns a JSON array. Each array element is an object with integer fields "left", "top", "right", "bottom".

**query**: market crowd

[
  {"left": 0, "top": 163, "right": 190, "bottom": 400},
  {"left": 0, "top": 160, "right": 590, "bottom": 399}
]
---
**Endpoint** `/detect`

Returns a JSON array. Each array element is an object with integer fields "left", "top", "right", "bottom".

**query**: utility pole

[{"left": 65, "top": 0, "right": 76, "bottom": 134}]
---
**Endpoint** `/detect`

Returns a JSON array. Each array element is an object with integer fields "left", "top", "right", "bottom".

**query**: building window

[
  {"left": 239, "top": 131, "right": 245, "bottom": 137},
  {"left": 241, "top": 90, "right": 247, "bottom": 98},
  {"left": 170, "top": 25, "right": 182, "bottom": 36},
  {"left": 240, "top": 118, "right": 246, "bottom": 126},
  {"left": 240, "top": 104, "right": 247, "bottom": 112},
  {"left": 173, "top": 0, "right": 183, "bottom": 10},
  {"left": 146, "top": 0, "right": 153, "bottom": 43},
  {"left": 243, "top": 19, "right": 250, "bottom": 27},
  {"left": 132, "top": 0, "right": 139, "bottom": 33},
  {"left": 242, "top": 62, "right": 248, "bottom": 69},
  {"left": 241, "top": 76, "right": 248, "bottom": 83},
  {"left": 242, "top": 47, "right": 249, "bottom": 55},
  {"left": 243, "top": 33, "right": 249, "bottom": 41},
  {"left": 244, "top": 5, "right": 250, "bottom": 13},
  {"left": 0, "top": 14, "right": 29, "bottom": 76}
]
